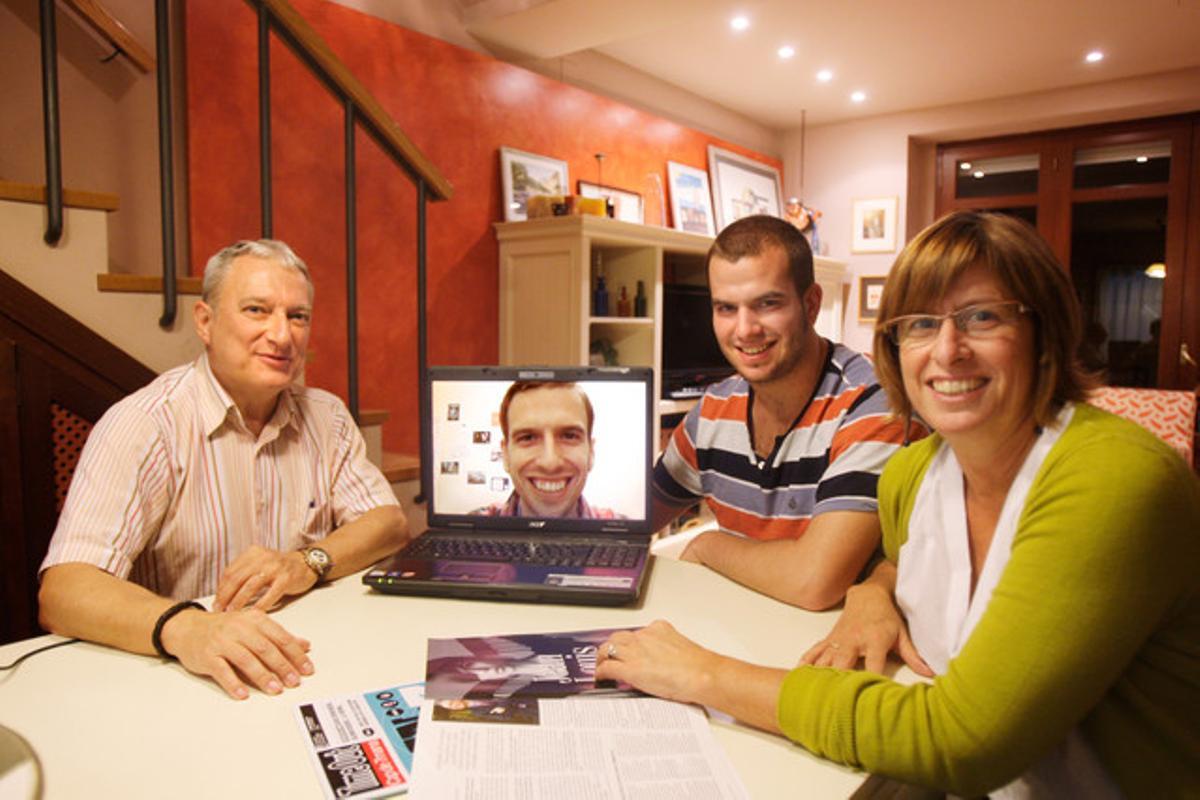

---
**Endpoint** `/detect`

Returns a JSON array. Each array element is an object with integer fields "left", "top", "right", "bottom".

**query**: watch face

[{"left": 305, "top": 547, "right": 331, "bottom": 575}]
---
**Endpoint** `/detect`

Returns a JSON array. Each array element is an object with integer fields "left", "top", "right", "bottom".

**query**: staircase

[{"left": 0, "top": 179, "right": 418, "bottom": 477}]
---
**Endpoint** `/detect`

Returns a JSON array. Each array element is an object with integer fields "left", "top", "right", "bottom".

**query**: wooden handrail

[
  {"left": 62, "top": 0, "right": 154, "bottom": 73},
  {"left": 259, "top": 0, "right": 453, "bottom": 201}
]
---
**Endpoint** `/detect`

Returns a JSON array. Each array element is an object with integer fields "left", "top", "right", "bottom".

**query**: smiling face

[
  {"left": 193, "top": 254, "right": 312, "bottom": 426},
  {"left": 899, "top": 263, "right": 1037, "bottom": 448},
  {"left": 501, "top": 386, "right": 594, "bottom": 517},
  {"left": 709, "top": 244, "right": 822, "bottom": 390}
]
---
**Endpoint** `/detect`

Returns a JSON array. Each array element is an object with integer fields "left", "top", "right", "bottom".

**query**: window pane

[
  {"left": 1070, "top": 198, "right": 1166, "bottom": 387},
  {"left": 1073, "top": 141, "right": 1171, "bottom": 189},
  {"left": 955, "top": 154, "right": 1038, "bottom": 199}
]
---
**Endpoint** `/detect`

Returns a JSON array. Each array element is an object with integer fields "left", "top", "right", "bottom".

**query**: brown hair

[
  {"left": 872, "top": 210, "right": 1093, "bottom": 427},
  {"left": 707, "top": 214, "right": 814, "bottom": 297},
  {"left": 499, "top": 382, "right": 594, "bottom": 438}
]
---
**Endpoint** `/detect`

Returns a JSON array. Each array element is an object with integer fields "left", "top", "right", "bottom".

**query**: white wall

[{"left": 783, "top": 66, "right": 1200, "bottom": 353}]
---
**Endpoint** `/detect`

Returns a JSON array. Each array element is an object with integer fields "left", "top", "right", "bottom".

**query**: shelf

[
  {"left": 589, "top": 316, "right": 653, "bottom": 326},
  {"left": 658, "top": 398, "right": 699, "bottom": 415}
]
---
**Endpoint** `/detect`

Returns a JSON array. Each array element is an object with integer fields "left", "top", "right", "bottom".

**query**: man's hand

[
  {"left": 213, "top": 545, "right": 317, "bottom": 612},
  {"left": 799, "top": 567, "right": 933, "bottom": 676},
  {"left": 160, "top": 606, "right": 314, "bottom": 700}
]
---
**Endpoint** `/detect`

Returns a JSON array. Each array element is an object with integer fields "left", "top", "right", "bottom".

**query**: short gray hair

[{"left": 201, "top": 239, "right": 314, "bottom": 304}]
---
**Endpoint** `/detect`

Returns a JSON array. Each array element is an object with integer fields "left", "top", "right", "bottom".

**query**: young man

[
  {"left": 653, "top": 215, "right": 919, "bottom": 609},
  {"left": 473, "top": 381, "right": 621, "bottom": 519},
  {"left": 39, "top": 240, "right": 411, "bottom": 700}
]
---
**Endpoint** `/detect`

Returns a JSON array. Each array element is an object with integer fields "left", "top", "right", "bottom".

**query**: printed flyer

[{"left": 295, "top": 682, "right": 422, "bottom": 799}]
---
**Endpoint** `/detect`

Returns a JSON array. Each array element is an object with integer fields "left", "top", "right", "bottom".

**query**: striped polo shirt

[
  {"left": 41, "top": 354, "right": 398, "bottom": 600},
  {"left": 653, "top": 342, "right": 919, "bottom": 541}
]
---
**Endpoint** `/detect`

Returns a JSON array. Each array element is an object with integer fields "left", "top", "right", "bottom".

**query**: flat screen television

[{"left": 660, "top": 284, "right": 734, "bottom": 398}]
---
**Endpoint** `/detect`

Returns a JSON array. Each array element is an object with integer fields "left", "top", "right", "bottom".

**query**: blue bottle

[{"left": 593, "top": 274, "right": 609, "bottom": 317}]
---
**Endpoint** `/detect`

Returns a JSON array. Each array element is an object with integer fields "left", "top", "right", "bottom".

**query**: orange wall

[{"left": 186, "top": 0, "right": 781, "bottom": 453}]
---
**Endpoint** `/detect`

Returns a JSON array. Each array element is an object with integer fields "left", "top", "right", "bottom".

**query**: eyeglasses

[{"left": 883, "top": 301, "right": 1031, "bottom": 347}]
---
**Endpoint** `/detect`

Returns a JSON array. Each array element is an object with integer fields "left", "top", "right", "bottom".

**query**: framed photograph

[
  {"left": 858, "top": 275, "right": 887, "bottom": 322},
  {"left": 577, "top": 180, "right": 643, "bottom": 224},
  {"left": 706, "top": 145, "right": 783, "bottom": 232},
  {"left": 499, "top": 147, "right": 569, "bottom": 222},
  {"left": 666, "top": 161, "right": 716, "bottom": 237},
  {"left": 851, "top": 197, "right": 899, "bottom": 253}
]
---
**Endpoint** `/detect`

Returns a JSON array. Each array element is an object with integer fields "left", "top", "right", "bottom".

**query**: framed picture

[
  {"left": 499, "top": 147, "right": 569, "bottom": 222},
  {"left": 577, "top": 180, "right": 643, "bottom": 224},
  {"left": 707, "top": 145, "right": 783, "bottom": 232},
  {"left": 665, "top": 161, "right": 716, "bottom": 237},
  {"left": 858, "top": 275, "right": 887, "bottom": 322},
  {"left": 851, "top": 197, "right": 899, "bottom": 253}
]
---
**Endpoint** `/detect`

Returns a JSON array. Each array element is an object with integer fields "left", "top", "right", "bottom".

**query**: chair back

[{"left": 1086, "top": 386, "right": 1197, "bottom": 468}]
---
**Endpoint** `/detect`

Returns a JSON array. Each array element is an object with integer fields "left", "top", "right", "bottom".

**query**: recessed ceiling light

[
  {"left": 1135, "top": 155, "right": 1149, "bottom": 163},
  {"left": 730, "top": 15, "right": 750, "bottom": 31},
  {"left": 973, "top": 170, "right": 985, "bottom": 179},
  {"left": 1085, "top": 50, "right": 1104, "bottom": 63},
  {"left": 960, "top": 162, "right": 972, "bottom": 171},
  {"left": 816, "top": 69, "right": 833, "bottom": 82},
  {"left": 778, "top": 45, "right": 795, "bottom": 59},
  {"left": 850, "top": 90, "right": 866, "bottom": 103}
]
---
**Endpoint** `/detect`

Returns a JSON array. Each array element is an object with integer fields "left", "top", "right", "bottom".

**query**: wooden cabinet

[{"left": 495, "top": 215, "right": 846, "bottom": 442}]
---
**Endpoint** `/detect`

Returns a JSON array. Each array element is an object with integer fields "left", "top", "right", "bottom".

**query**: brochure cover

[
  {"left": 295, "top": 682, "right": 422, "bottom": 799},
  {"left": 425, "top": 628, "right": 635, "bottom": 700}
]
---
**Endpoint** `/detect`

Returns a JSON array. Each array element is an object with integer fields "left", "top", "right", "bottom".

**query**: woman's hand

[
  {"left": 800, "top": 578, "right": 933, "bottom": 677},
  {"left": 597, "top": 620, "right": 788, "bottom": 734},
  {"left": 595, "top": 620, "right": 721, "bottom": 703}
]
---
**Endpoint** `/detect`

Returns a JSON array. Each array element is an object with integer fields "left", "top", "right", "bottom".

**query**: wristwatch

[{"left": 299, "top": 546, "right": 333, "bottom": 583}]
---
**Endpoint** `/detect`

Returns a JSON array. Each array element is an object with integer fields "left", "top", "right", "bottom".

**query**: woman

[{"left": 595, "top": 211, "right": 1199, "bottom": 797}]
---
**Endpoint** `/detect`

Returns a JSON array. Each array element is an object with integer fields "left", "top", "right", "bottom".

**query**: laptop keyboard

[{"left": 404, "top": 537, "right": 642, "bottom": 569}]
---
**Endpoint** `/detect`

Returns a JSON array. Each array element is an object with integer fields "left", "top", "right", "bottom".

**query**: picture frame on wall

[
  {"left": 858, "top": 275, "right": 888, "bottom": 322},
  {"left": 706, "top": 145, "right": 783, "bottom": 232},
  {"left": 851, "top": 197, "right": 899, "bottom": 253},
  {"left": 577, "top": 181, "right": 643, "bottom": 224},
  {"left": 499, "top": 146, "right": 569, "bottom": 222},
  {"left": 665, "top": 161, "right": 716, "bottom": 237}
]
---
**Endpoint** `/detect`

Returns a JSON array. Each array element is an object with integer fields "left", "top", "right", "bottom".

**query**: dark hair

[
  {"left": 499, "top": 382, "right": 594, "bottom": 438},
  {"left": 872, "top": 210, "right": 1093, "bottom": 427},
  {"left": 706, "top": 214, "right": 814, "bottom": 297}
]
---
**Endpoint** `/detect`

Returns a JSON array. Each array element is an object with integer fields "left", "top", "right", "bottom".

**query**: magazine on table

[
  {"left": 425, "top": 627, "right": 636, "bottom": 700},
  {"left": 294, "top": 681, "right": 422, "bottom": 799}
]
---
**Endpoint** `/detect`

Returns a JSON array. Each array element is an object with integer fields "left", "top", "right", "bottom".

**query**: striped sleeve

[
  {"left": 652, "top": 400, "right": 705, "bottom": 505},
  {"left": 40, "top": 396, "right": 173, "bottom": 580},
  {"left": 813, "top": 384, "right": 918, "bottom": 515},
  {"left": 315, "top": 391, "right": 399, "bottom": 528}
]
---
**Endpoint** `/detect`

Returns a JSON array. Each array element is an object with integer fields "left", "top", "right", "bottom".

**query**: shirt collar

[{"left": 196, "top": 353, "right": 300, "bottom": 440}]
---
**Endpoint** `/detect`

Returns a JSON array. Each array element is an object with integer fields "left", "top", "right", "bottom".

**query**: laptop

[{"left": 363, "top": 365, "right": 655, "bottom": 606}]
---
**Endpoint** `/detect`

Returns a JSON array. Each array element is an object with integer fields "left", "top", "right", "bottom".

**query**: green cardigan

[{"left": 777, "top": 404, "right": 1200, "bottom": 797}]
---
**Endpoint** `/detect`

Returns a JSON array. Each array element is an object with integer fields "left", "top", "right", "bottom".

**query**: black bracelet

[{"left": 151, "top": 600, "right": 205, "bottom": 660}]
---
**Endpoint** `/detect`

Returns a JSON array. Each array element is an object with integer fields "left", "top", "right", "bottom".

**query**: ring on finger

[
  {"left": 829, "top": 642, "right": 841, "bottom": 650},
  {"left": 606, "top": 643, "right": 618, "bottom": 660}
]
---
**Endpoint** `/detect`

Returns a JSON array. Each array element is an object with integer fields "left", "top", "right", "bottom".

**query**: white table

[{"left": 0, "top": 558, "right": 868, "bottom": 798}]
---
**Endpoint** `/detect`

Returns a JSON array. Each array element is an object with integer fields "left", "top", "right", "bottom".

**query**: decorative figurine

[{"left": 784, "top": 196, "right": 822, "bottom": 254}]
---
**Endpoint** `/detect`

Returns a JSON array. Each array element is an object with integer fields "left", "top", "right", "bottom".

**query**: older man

[
  {"left": 39, "top": 240, "right": 409, "bottom": 699},
  {"left": 653, "top": 215, "right": 921, "bottom": 610}
]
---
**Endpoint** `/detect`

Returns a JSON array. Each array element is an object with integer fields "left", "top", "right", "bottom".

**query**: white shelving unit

[{"left": 495, "top": 215, "right": 846, "bottom": 445}]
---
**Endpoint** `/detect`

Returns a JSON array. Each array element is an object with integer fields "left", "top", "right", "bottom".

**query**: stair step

[
  {"left": 359, "top": 408, "right": 389, "bottom": 427},
  {"left": 97, "top": 274, "right": 203, "bottom": 294},
  {"left": 382, "top": 451, "right": 420, "bottom": 483},
  {"left": 0, "top": 180, "right": 119, "bottom": 211}
]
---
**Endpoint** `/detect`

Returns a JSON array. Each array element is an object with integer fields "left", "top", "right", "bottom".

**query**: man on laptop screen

[{"left": 473, "top": 381, "right": 623, "bottom": 519}]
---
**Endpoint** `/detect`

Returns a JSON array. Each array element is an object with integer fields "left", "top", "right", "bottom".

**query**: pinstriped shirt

[
  {"left": 41, "top": 354, "right": 398, "bottom": 600},
  {"left": 654, "top": 342, "right": 923, "bottom": 541}
]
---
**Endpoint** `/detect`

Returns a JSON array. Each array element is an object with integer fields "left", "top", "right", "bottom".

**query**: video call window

[{"left": 430, "top": 379, "right": 648, "bottom": 521}]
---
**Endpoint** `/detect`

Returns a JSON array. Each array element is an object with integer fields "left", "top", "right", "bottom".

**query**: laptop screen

[{"left": 424, "top": 366, "right": 653, "bottom": 533}]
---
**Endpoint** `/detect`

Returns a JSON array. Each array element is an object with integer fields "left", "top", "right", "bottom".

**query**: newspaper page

[
  {"left": 295, "top": 682, "right": 423, "bottom": 799},
  {"left": 410, "top": 695, "right": 750, "bottom": 799}
]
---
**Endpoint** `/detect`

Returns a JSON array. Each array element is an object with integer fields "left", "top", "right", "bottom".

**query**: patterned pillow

[{"left": 1087, "top": 387, "right": 1197, "bottom": 467}]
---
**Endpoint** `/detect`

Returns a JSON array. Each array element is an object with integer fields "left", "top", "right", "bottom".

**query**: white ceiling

[{"left": 337, "top": 0, "right": 1200, "bottom": 130}]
